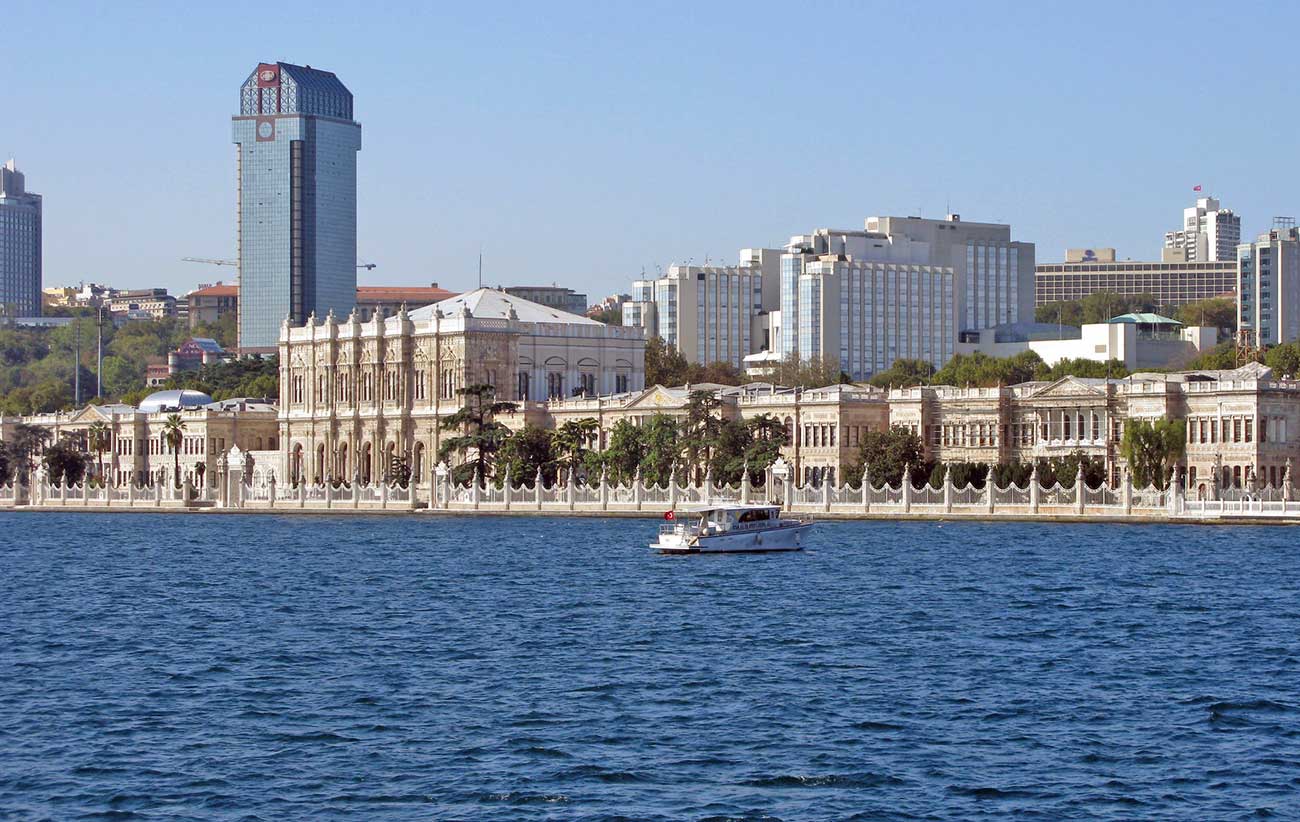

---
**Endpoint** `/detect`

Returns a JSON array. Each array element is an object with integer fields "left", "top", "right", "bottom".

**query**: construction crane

[{"left": 182, "top": 257, "right": 377, "bottom": 270}]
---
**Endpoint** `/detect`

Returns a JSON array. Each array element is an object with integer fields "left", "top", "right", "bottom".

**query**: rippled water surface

[{"left": 2, "top": 513, "right": 1299, "bottom": 820}]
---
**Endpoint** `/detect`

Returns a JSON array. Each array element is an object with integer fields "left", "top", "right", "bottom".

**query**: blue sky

[{"left": 6, "top": 1, "right": 1297, "bottom": 299}]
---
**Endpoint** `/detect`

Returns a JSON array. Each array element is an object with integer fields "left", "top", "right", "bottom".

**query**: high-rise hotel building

[
  {"left": 233, "top": 62, "right": 361, "bottom": 351},
  {"left": 623, "top": 248, "right": 784, "bottom": 366},
  {"left": 1238, "top": 224, "right": 1300, "bottom": 348},
  {"left": 780, "top": 215, "right": 1035, "bottom": 379},
  {"left": 622, "top": 215, "right": 1033, "bottom": 378},
  {"left": 1164, "top": 197, "right": 1240, "bottom": 263},
  {"left": 0, "top": 159, "right": 42, "bottom": 317}
]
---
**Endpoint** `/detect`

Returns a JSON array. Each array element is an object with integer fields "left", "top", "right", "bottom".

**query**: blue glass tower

[
  {"left": 0, "top": 159, "right": 42, "bottom": 317},
  {"left": 233, "top": 62, "right": 361, "bottom": 351}
]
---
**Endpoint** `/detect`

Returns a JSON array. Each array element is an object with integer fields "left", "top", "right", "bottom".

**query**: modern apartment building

[
  {"left": 1164, "top": 197, "right": 1241, "bottom": 263},
  {"left": 1035, "top": 247, "right": 1236, "bottom": 307},
  {"left": 780, "top": 214, "right": 1034, "bottom": 378},
  {"left": 233, "top": 62, "right": 362, "bottom": 351},
  {"left": 623, "top": 248, "right": 784, "bottom": 366},
  {"left": 1238, "top": 224, "right": 1300, "bottom": 348},
  {"left": 0, "top": 159, "right": 42, "bottom": 317}
]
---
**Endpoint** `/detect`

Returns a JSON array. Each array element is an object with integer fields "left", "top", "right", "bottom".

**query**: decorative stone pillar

[
  {"left": 352, "top": 471, "right": 361, "bottom": 509},
  {"left": 740, "top": 466, "right": 751, "bottom": 505},
  {"left": 669, "top": 464, "right": 678, "bottom": 510},
  {"left": 535, "top": 467, "right": 544, "bottom": 510},
  {"left": 599, "top": 466, "right": 609, "bottom": 509},
  {"left": 1029, "top": 464, "right": 1040, "bottom": 514},
  {"left": 183, "top": 477, "right": 194, "bottom": 507},
  {"left": 822, "top": 475, "right": 831, "bottom": 512},
  {"left": 153, "top": 479, "right": 162, "bottom": 506},
  {"left": 1122, "top": 465, "right": 1133, "bottom": 515},
  {"left": 902, "top": 464, "right": 912, "bottom": 514},
  {"left": 381, "top": 478, "right": 390, "bottom": 509},
  {"left": 298, "top": 479, "right": 306, "bottom": 508},
  {"left": 943, "top": 464, "right": 953, "bottom": 513},
  {"left": 633, "top": 466, "right": 643, "bottom": 511},
  {"left": 503, "top": 467, "right": 513, "bottom": 510},
  {"left": 268, "top": 473, "right": 277, "bottom": 509},
  {"left": 471, "top": 467, "right": 481, "bottom": 510},
  {"left": 1170, "top": 466, "right": 1183, "bottom": 516},
  {"left": 566, "top": 467, "right": 576, "bottom": 511},
  {"left": 862, "top": 472, "right": 871, "bottom": 514},
  {"left": 1075, "top": 462, "right": 1086, "bottom": 516},
  {"left": 986, "top": 465, "right": 996, "bottom": 514},
  {"left": 703, "top": 466, "right": 713, "bottom": 505}
]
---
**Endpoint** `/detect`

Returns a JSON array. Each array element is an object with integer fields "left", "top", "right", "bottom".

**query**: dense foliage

[
  {"left": 1035, "top": 290, "right": 1159, "bottom": 327},
  {"left": 1121, "top": 418, "right": 1186, "bottom": 488}
]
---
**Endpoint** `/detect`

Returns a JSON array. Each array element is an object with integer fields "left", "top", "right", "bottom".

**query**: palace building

[{"left": 277, "top": 288, "right": 645, "bottom": 484}]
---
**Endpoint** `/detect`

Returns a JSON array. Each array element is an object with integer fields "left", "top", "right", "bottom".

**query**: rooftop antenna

[{"left": 478, "top": 248, "right": 483, "bottom": 289}]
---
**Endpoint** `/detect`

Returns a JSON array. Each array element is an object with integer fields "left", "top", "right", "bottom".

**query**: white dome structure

[{"left": 137, "top": 389, "right": 214, "bottom": 414}]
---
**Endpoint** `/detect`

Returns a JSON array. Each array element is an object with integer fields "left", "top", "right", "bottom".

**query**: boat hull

[{"left": 653, "top": 522, "right": 812, "bottom": 554}]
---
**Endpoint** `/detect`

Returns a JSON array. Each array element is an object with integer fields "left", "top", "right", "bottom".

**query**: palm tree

[
  {"left": 87, "top": 421, "right": 111, "bottom": 486},
  {"left": 162, "top": 414, "right": 186, "bottom": 489},
  {"left": 552, "top": 418, "right": 600, "bottom": 481}
]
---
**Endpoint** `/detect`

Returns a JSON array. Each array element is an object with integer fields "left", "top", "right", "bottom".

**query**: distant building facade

[
  {"left": 187, "top": 283, "right": 239, "bottom": 328},
  {"left": 105, "top": 288, "right": 178, "bottom": 320},
  {"left": 1238, "top": 225, "right": 1300, "bottom": 347},
  {"left": 1035, "top": 249, "right": 1236, "bottom": 308},
  {"left": 354, "top": 284, "right": 456, "bottom": 321},
  {"left": 624, "top": 249, "right": 781, "bottom": 368},
  {"left": 0, "top": 159, "right": 42, "bottom": 317},
  {"left": 501, "top": 286, "right": 588, "bottom": 316},
  {"left": 781, "top": 214, "right": 1034, "bottom": 378},
  {"left": 1164, "top": 196, "right": 1240, "bottom": 263},
  {"left": 234, "top": 62, "right": 362, "bottom": 351}
]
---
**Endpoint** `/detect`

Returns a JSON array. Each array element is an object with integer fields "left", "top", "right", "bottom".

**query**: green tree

[
  {"left": 1, "top": 423, "right": 50, "bottom": 485},
  {"left": 681, "top": 390, "right": 724, "bottom": 482},
  {"left": 707, "top": 418, "right": 753, "bottom": 486},
  {"left": 645, "top": 336, "right": 690, "bottom": 386},
  {"left": 42, "top": 437, "right": 89, "bottom": 486},
  {"left": 437, "top": 383, "right": 519, "bottom": 484},
  {"left": 551, "top": 418, "right": 600, "bottom": 480},
  {"left": 162, "top": 413, "right": 186, "bottom": 488},
  {"left": 87, "top": 421, "right": 111, "bottom": 485},
  {"left": 867, "top": 358, "right": 935, "bottom": 388},
  {"left": 1175, "top": 297, "right": 1236, "bottom": 335},
  {"left": 1037, "top": 357, "right": 1130, "bottom": 381},
  {"left": 1121, "top": 419, "right": 1186, "bottom": 488},
  {"left": 769, "top": 354, "right": 845, "bottom": 389},
  {"left": 1264, "top": 342, "right": 1300, "bottom": 378},
  {"left": 743, "top": 413, "right": 788, "bottom": 484},
  {"left": 641, "top": 413, "right": 681, "bottom": 487},
  {"left": 497, "top": 425, "right": 557, "bottom": 487},
  {"left": 1185, "top": 341, "right": 1244, "bottom": 370},
  {"left": 844, "top": 426, "right": 925, "bottom": 488},
  {"left": 932, "top": 351, "right": 1044, "bottom": 387},
  {"left": 602, "top": 419, "right": 646, "bottom": 486}
]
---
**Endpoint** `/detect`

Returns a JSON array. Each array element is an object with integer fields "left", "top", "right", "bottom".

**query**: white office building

[
  {"left": 779, "top": 214, "right": 1035, "bottom": 378},
  {"left": 1164, "top": 197, "right": 1241, "bottom": 263},
  {"left": 622, "top": 248, "right": 783, "bottom": 367},
  {"left": 1238, "top": 224, "right": 1300, "bottom": 348}
]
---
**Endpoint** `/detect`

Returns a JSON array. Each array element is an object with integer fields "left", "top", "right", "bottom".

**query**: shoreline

[{"left": 2, "top": 505, "right": 1294, "bottom": 526}]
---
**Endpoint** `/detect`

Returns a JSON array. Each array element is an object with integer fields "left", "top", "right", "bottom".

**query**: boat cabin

[{"left": 679, "top": 505, "right": 782, "bottom": 536}]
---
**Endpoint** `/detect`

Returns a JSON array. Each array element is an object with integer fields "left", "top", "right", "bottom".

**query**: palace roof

[{"left": 405, "top": 287, "right": 602, "bottom": 326}]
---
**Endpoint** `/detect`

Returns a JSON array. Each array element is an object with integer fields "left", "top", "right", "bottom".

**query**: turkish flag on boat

[
  {"left": 1193, "top": 185, "right": 1202, "bottom": 191},
  {"left": 664, "top": 511, "right": 675, "bottom": 521}
]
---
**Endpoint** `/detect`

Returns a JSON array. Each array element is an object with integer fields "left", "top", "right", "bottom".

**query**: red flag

[
  {"left": 1193, "top": 185, "right": 1202, "bottom": 192},
  {"left": 664, "top": 510, "right": 675, "bottom": 521}
]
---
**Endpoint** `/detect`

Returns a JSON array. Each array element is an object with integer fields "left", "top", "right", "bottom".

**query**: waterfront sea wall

[{"left": 1, "top": 465, "right": 1296, "bottom": 523}]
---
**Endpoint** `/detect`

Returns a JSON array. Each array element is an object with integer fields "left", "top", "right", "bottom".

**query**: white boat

[{"left": 652, "top": 504, "right": 813, "bottom": 554}]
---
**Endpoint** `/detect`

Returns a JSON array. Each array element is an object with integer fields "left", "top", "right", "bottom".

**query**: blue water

[{"left": 2, "top": 514, "right": 1299, "bottom": 820}]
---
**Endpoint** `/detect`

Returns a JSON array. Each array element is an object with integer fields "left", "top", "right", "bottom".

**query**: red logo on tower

[
  {"left": 256, "top": 117, "right": 276, "bottom": 142},
  {"left": 256, "top": 63, "right": 279, "bottom": 88}
]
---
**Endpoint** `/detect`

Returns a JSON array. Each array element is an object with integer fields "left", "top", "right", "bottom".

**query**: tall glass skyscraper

[
  {"left": 0, "top": 159, "right": 42, "bottom": 317},
  {"left": 233, "top": 62, "right": 361, "bottom": 350}
]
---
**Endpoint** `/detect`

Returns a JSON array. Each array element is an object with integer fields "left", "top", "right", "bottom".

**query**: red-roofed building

[
  {"left": 187, "top": 282, "right": 239, "bottom": 328},
  {"left": 355, "top": 284, "right": 457, "bottom": 320},
  {"left": 188, "top": 282, "right": 458, "bottom": 335}
]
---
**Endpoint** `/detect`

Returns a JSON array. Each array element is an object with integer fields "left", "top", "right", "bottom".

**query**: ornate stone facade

[{"left": 277, "top": 288, "right": 645, "bottom": 484}]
